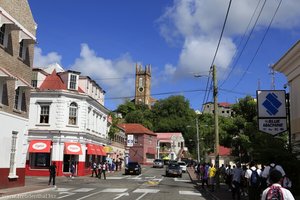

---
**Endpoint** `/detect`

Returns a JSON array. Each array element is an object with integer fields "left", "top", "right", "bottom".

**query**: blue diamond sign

[{"left": 257, "top": 90, "right": 287, "bottom": 135}]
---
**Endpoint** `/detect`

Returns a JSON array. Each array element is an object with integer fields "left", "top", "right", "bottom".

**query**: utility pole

[
  {"left": 269, "top": 64, "right": 275, "bottom": 90},
  {"left": 196, "top": 117, "right": 200, "bottom": 163},
  {"left": 213, "top": 65, "right": 219, "bottom": 186}
]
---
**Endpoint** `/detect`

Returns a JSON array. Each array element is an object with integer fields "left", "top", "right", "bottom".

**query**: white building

[{"left": 26, "top": 64, "right": 110, "bottom": 176}]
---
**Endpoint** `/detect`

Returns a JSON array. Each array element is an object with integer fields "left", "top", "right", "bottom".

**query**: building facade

[
  {"left": 120, "top": 123, "right": 157, "bottom": 165},
  {"left": 0, "top": 0, "right": 36, "bottom": 189},
  {"left": 156, "top": 132, "right": 185, "bottom": 161},
  {"left": 26, "top": 64, "right": 110, "bottom": 177},
  {"left": 202, "top": 102, "right": 234, "bottom": 117},
  {"left": 273, "top": 40, "right": 300, "bottom": 146}
]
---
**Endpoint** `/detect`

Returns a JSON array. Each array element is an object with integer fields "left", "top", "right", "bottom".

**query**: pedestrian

[
  {"left": 48, "top": 161, "right": 57, "bottom": 187},
  {"left": 70, "top": 162, "right": 75, "bottom": 178},
  {"left": 99, "top": 161, "right": 107, "bottom": 179},
  {"left": 91, "top": 161, "right": 98, "bottom": 177},
  {"left": 116, "top": 159, "right": 119, "bottom": 171},
  {"left": 231, "top": 163, "right": 243, "bottom": 200},
  {"left": 225, "top": 164, "right": 233, "bottom": 191},
  {"left": 245, "top": 161, "right": 262, "bottom": 200},
  {"left": 201, "top": 163, "right": 209, "bottom": 189},
  {"left": 261, "top": 161, "right": 286, "bottom": 188},
  {"left": 208, "top": 163, "right": 216, "bottom": 192},
  {"left": 97, "top": 162, "right": 102, "bottom": 178},
  {"left": 261, "top": 169, "right": 295, "bottom": 200}
]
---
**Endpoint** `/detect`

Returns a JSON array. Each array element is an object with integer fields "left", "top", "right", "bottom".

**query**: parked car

[
  {"left": 125, "top": 162, "right": 141, "bottom": 175},
  {"left": 165, "top": 163, "right": 182, "bottom": 177},
  {"left": 177, "top": 161, "right": 187, "bottom": 173},
  {"left": 153, "top": 159, "right": 164, "bottom": 168}
]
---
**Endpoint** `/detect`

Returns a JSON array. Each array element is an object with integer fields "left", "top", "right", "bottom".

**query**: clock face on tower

[{"left": 138, "top": 87, "right": 144, "bottom": 93}]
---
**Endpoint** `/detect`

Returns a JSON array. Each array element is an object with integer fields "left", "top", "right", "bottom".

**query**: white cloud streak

[{"left": 33, "top": 47, "right": 62, "bottom": 68}]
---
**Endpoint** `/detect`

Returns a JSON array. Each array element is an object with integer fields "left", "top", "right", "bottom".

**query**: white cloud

[
  {"left": 71, "top": 44, "right": 136, "bottom": 104},
  {"left": 33, "top": 47, "right": 62, "bottom": 68},
  {"left": 158, "top": 0, "right": 300, "bottom": 79}
]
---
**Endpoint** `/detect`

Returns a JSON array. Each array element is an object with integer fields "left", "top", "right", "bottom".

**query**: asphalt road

[{"left": 11, "top": 166, "right": 213, "bottom": 200}]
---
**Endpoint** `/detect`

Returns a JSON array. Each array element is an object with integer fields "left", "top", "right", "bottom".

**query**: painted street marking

[
  {"left": 56, "top": 188, "right": 74, "bottom": 192},
  {"left": 129, "top": 174, "right": 143, "bottom": 179},
  {"left": 58, "top": 192, "right": 76, "bottom": 199},
  {"left": 101, "top": 188, "right": 128, "bottom": 193},
  {"left": 179, "top": 191, "right": 202, "bottom": 196},
  {"left": 133, "top": 189, "right": 160, "bottom": 200},
  {"left": 75, "top": 188, "right": 127, "bottom": 200},
  {"left": 145, "top": 176, "right": 156, "bottom": 179},
  {"left": 107, "top": 177, "right": 124, "bottom": 179},
  {"left": 72, "top": 188, "right": 95, "bottom": 192},
  {"left": 113, "top": 192, "right": 129, "bottom": 200},
  {"left": 174, "top": 178, "right": 190, "bottom": 182}
]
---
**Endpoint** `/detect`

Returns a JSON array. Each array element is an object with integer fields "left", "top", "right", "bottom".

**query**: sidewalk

[
  {"left": 0, "top": 170, "right": 124, "bottom": 199},
  {"left": 187, "top": 167, "right": 233, "bottom": 200}
]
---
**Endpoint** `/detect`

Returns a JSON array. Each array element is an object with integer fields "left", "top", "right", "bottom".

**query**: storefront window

[{"left": 29, "top": 153, "right": 50, "bottom": 168}]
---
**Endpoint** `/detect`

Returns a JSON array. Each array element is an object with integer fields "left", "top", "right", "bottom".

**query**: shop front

[{"left": 26, "top": 140, "right": 52, "bottom": 176}]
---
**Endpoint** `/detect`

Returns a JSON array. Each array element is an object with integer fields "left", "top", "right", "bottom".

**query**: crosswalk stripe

[
  {"left": 179, "top": 191, "right": 202, "bottom": 196},
  {"left": 73, "top": 188, "right": 95, "bottom": 192}
]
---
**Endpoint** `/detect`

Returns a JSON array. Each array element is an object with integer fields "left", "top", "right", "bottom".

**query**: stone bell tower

[{"left": 134, "top": 64, "right": 152, "bottom": 107}]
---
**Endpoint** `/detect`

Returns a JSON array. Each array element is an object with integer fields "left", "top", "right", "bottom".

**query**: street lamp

[{"left": 187, "top": 118, "right": 200, "bottom": 163}]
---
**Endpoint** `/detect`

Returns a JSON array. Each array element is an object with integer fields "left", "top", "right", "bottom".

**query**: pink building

[
  {"left": 119, "top": 124, "right": 157, "bottom": 165},
  {"left": 156, "top": 132, "right": 185, "bottom": 160}
]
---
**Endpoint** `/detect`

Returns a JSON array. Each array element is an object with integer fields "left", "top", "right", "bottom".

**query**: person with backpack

[
  {"left": 245, "top": 161, "right": 262, "bottom": 200},
  {"left": 261, "top": 169, "right": 294, "bottom": 200},
  {"left": 99, "top": 161, "right": 107, "bottom": 179},
  {"left": 231, "top": 163, "right": 243, "bottom": 200},
  {"left": 262, "top": 162, "right": 286, "bottom": 187}
]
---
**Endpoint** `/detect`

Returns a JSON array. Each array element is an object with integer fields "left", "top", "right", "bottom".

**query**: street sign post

[
  {"left": 257, "top": 90, "right": 287, "bottom": 135},
  {"left": 127, "top": 134, "right": 134, "bottom": 147}
]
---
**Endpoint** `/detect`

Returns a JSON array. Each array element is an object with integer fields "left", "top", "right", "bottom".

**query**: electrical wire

[
  {"left": 201, "top": 0, "right": 232, "bottom": 111},
  {"left": 231, "top": 0, "right": 282, "bottom": 90},
  {"left": 219, "top": 0, "right": 263, "bottom": 88}
]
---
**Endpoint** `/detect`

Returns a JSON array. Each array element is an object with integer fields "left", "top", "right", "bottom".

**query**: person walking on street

[
  {"left": 70, "top": 162, "right": 75, "bottom": 178},
  {"left": 232, "top": 163, "right": 243, "bottom": 200},
  {"left": 245, "top": 161, "right": 262, "bottom": 200},
  {"left": 91, "top": 161, "right": 98, "bottom": 177},
  {"left": 208, "top": 163, "right": 217, "bottom": 192},
  {"left": 99, "top": 161, "right": 107, "bottom": 179},
  {"left": 261, "top": 169, "right": 295, "bottom": 200},
  {"left": 48, "top": 161, "right": 57, "bottom": 187},
  {"left": 97, "top": 162, "right": 102, "bottom": 178}
]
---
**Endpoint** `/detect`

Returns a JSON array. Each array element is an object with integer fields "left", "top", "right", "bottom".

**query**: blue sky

[{"left": 28, "top": 0, "right": 300, "bottom": 111}]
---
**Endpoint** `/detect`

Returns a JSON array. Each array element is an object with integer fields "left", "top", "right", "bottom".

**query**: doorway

[{"left": 63, "top": 154, "right": 78, "bottom": 174}]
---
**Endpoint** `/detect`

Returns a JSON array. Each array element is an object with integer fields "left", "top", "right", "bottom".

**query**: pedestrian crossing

[{"left": 53, "top": 187, "right": 202, "bottom": 199}]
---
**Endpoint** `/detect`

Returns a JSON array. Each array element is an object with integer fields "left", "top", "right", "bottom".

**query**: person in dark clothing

[{"left": 49, "top": 162, "right": 57, "bottom": 186}]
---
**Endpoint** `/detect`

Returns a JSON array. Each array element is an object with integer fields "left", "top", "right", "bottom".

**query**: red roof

[
  {"left": 39, "top": 69, "right": 84, "bottom": 93},
  {"left": 218, "top": 102, "right": 232, "bottom": 108},
  {"left": 209, "top": 145, "right": 231, "bottom": 156},
  {"left": 119, "top": 123, "right": 156, "bottom": 136}
]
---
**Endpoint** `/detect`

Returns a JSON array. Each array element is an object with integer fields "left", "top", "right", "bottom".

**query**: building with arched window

[{"left": 26, "top": 63, "right": 110, "bottom": 177}]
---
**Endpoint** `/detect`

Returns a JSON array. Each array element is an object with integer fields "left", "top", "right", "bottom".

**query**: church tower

[{"left": 135, "top": 64, "right": 152, "bottom": 107}]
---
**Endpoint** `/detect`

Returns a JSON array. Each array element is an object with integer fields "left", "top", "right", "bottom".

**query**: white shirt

[
  {"left": 261, "top": 183, "right": 295, "bottom": 200},
  {"left": 245, "top": 166, "right": 262, "bottom": 179},
  {"left": 261, "top": 164, "right": 286, "bottom": 178}
]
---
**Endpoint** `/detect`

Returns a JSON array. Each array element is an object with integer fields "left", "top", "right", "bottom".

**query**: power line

[
  {"left": 201, "top": 0, "right": 232, "bottom": 111},
  {"left": 231, "top": 0, "right": 282, "bottom": 90},
  {"left": 219, "top": 0, "right": 264, "bottom": 88}
]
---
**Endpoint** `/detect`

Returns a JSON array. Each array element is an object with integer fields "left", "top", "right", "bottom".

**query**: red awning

[
  {"left": 86, "top": 144, "right": 96, "bottom": 155},
  {"left": 95, "top": 145, "right": 106, "bottom": 156},
  {"left": 28, "top": 140, "right": 51, "bottom": 153},
  {"left": 64, "top": 142, "right": 82, "bottom": 155}
]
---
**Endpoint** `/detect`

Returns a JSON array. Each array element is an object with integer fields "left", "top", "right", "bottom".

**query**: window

[
  {"left": 29, "top": 153, "right": 50, "bottom": 168},
  {"left": 14, "top": 88, "right": 20, "bottom": 109},
  {"left": 134, "top": 135, "right": 138, "bottom": 144},
  {"left": 19, "top": 40, "right": 27, "bottom": 60},
  {"left": 0, "top": 25, "right": 5, "bottom": 45},
  {"left": 40, "top": 105, "right": 50, "bottom": 123},
  {"left": 69, "top": 74, "right": 77, "bottom": 90},
  {"left": 0, "top": 80, "right": 8, "bottom": 105},
  {"left": 31, "top": 72, "right": 38, "bottom": 88},
  {"left": 69, "top": 102, "right": 78, "bottom": 125},
  {"left": 8, "top": 131, "right": 18, "bottom": 178}
]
